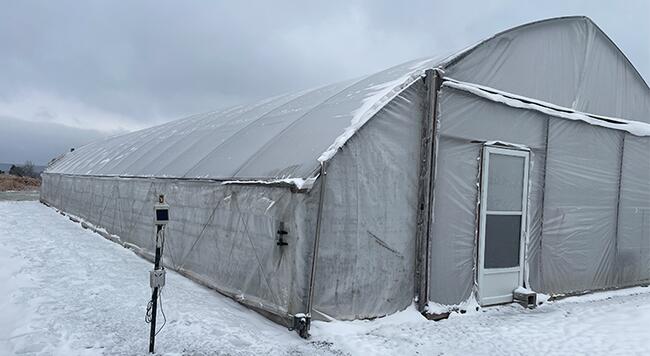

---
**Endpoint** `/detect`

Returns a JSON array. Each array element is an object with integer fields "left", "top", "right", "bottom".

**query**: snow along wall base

[{"left": 40, "top": 173, "right": 321, "bottom": 327}]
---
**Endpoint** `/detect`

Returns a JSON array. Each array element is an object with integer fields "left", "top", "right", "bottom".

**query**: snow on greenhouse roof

[
  {"left": 46, "top": 16, "right": 650, "bottom": 188},
  {"left": 46, "top": 56, "right": 443, "bottom": 183}
]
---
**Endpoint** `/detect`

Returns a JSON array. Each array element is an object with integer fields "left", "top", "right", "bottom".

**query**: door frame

[{"left": 477, "top": 145, "right": 530, "bottom": 306}]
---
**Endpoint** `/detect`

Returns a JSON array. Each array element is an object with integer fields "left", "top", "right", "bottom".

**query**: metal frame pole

[
  {"left": 415, "top": 68, "right": 442, "bottom": 311},
  {"left": 149, "top": 224, "right": 164, "bottom": 353},
  {"left": 300, "top": 161, "right": 328, "bottom": 338},
  {"left": 613, "top": 133, "right": 626, "bottom": 284}
]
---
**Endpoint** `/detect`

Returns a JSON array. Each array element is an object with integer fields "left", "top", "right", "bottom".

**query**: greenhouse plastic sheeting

[
  {"left": 617, "top": 136, "right": 650, "bottom": 285},
  {"left": 445, "top": 17, "right": 650, "bottom": 123},
  {"left": 429, "top": 83, "right": 650, "bottom": 305},
  {"left": 45, "top": 18, "right": 649, "bottom": 184},
  {"left": 429, "top": 88, "right": 547, "bottom": 305},
  {"left": 40, "top": 174, "right": 320, "bottom": 323},
  {"left": 312, "top": 79, "right": 424, "bottom": 319},
  {"left": 540, "top": 119, "right": 623, "bottom": 293},
  {"left": 44, "top": 57, "right": 439, "bottom": 181},
  {"left": 41, "top": 16, "right": 650, "bottom": 320}
]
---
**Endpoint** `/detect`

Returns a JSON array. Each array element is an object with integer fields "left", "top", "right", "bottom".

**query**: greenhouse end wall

[{"left": 429, "top": 87, "right": 650, "bottom": 306}]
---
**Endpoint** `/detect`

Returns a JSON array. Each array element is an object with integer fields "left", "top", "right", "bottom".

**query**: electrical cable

[
  {"left": 145, "top": 299, "right": 153, "bottom": 323},
  {"left": 145, "top": 288, "right": 167, "bottom": 336},
  {"left": 155, "top": 288, "right": 167, "bottom": 336}
]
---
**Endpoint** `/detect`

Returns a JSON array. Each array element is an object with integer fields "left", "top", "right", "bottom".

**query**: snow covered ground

[
  {"left": 1, "top": 201, "right": 650, "bottom": 355},
  {"left": 0, "top": 190, "right": 40, "bottom": 201}
]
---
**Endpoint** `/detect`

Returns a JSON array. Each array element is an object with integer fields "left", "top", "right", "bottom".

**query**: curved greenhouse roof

[
  {"left": 47, "top": 56, "right": 440, "bottom": 182},
  {"left": 47, "top": 16, "right": 650, "bottom": 185}
]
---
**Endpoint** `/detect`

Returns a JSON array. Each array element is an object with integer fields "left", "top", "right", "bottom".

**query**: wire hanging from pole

[{"left": 145, "top": 288, "right": 167, "bottom": 335}]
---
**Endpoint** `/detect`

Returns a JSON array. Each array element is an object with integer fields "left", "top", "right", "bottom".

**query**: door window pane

[
  {"left": 484, "top": 214, "right": 521, "bottom": 268},
  {"left": 487, "top": 154, "right": 525, "bottom": 211}
]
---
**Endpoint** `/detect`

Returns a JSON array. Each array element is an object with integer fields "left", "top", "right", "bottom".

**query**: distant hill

[{"left": 0, "top": 163, "right": 47, "bottom": 174}]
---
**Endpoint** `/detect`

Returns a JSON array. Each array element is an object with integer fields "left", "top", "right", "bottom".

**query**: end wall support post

[
  {"left": 613, "top": 134, "right": 626, "bottom": 285},
  {"left": 298, "top": 161, "right": 328, "bottom": 338},
  {"left": 415, "top": 68, "right": 442, "bottom": 312}
]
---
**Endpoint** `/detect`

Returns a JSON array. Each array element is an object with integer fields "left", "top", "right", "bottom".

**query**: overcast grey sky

[{"left": 1, "top": 0, "right": 648, "bottom": 165}]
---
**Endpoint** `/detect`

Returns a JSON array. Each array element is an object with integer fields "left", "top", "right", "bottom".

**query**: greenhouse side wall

[{"left": 40, "top": 173, "right": 320, "bottom": 324}]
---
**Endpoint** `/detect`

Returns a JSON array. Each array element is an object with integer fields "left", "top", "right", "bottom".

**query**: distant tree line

[{"left": 7, "top": 161, "right": 40, "bottom": 179}]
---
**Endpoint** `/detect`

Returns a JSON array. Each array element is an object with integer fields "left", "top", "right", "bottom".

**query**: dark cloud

[
  {"left": 0, "top": 1, "right": 648, "bottom": 163},
  {"left": 0, "top": 116, "right": 113, "bottom": 165}
]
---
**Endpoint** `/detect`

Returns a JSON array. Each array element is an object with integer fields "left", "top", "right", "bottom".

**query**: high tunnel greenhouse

[{"left": 41, "top": 16, "right": 650, "bottom": 335}]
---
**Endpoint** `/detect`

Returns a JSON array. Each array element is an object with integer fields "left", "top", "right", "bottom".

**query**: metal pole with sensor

[{"left": 147, "top": 194, "right": 169, "bottom": 354}]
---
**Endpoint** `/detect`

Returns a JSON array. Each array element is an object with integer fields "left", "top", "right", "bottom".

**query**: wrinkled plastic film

[
  {"left": 311, "top": 80, "right": 425, "bottom": 319},
  {"left": 40, "top": 174, "right": 319, "bottom": 321},
  {"left": 614, "top": 135, "right": 650, "bottom": 285},
  {"left": 445, "top": 17, "right": 650, "bottom": 123},
  {"left": 45, "top": 58, "right": 440, "bottom": 181},
  {"left": 429, "top": 88, "right": 547, "bottom": 305},
  {"left": 541, "top": 119, "right": 623, "bottom": 293}
]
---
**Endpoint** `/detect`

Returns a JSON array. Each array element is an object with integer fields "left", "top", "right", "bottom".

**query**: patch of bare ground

[{"left": 0, "top": 174, "right": 41, "bottom": 192}]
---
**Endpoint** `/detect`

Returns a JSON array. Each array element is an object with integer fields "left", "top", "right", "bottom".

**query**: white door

[{"left": 477, "top": 145, "right": 529, "bottom": 306}]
